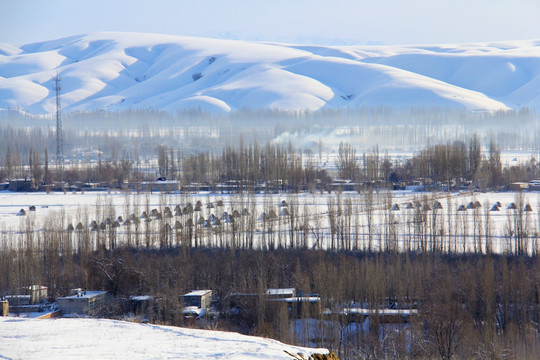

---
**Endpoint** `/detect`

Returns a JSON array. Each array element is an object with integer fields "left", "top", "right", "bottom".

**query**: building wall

[
  {"left": 183, "top": 293, "right": 212, "bottom": 309},
  {"left": 26, "top": 286, "right": 48, "bottom": 304},
  {"left": 1, "top": 301, "right": 8, "bottom": 316},
  {"left": 57, "top": 292, "right": 108, "bottom": 315},
  {"left": 8, "top": 180, "right": 34, "bottom": 192}
]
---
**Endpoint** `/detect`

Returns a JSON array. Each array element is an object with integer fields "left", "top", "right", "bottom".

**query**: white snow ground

[
  {"left": 3, "top": 32, "right": 540, "bottom": 114},
  {"left": 0, "top": 317, "right": 328, "bottom": 359}
]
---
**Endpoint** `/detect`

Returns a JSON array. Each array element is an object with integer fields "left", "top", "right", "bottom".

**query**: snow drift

[
  {"left": 0, "top": 317, "right": 328, "bottom": 359},
  {"left": 2, "top": 32, "right": 540, "bottom": 114}
]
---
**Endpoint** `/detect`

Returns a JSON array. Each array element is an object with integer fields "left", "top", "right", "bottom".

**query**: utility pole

[{"left": 54, "top": 73, "right": 64, "bottom": 169}]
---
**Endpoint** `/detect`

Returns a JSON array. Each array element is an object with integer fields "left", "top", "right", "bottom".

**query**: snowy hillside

[
  {"left": 0, "top": 317, "right": 328, "bottom": 359},
  {"left": 1, "top": 32, "right": 540, "bottom": 114}
]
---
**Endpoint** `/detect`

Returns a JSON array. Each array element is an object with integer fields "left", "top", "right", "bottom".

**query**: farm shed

[{"left": 57, "top": 291, "right": 109, "bottom": 315}]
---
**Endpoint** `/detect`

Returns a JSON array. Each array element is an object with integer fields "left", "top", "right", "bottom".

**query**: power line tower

[{"left": 54, "top": 73, "right": 64, "bottom": 168}]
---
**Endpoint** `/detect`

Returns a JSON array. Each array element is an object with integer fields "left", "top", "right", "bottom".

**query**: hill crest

[{"left": 2, "top": 32, "right": 540, "bottom": 114}]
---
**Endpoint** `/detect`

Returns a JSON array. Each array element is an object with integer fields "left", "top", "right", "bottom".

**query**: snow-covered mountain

[
  {"left": 1, "top": 32, "right": 540, "bottom": 114},
  {"left": 0, "top": 317, "right": 329, "bottom": 359}
]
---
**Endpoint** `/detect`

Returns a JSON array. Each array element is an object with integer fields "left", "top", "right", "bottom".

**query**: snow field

[
  {"left": 0, "top": 190, "right": 539, "bottom": 254},
  {"left": 0, "top": 317, "right": 328, "bottom": 359}
]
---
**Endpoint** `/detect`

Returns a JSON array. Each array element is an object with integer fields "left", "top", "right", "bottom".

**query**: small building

[
  {"left": 228, "top": 289, "right": 316, "bottom": 320},
  {"left": 182, "top": 290, "right": 212, "bottom": 317},
  {"left": 9, "top": 179, "right": 35, "bottom": 192},
  {"left": 57, "top": 290, "right": 109, "bottom": 316},
  {"left": 4, "top": 285, "right": 48, "bottom": 306},
  {"left": 509, "top": 182, "right": 529, "bottom": 191},
  {"left": 528, "top": 180, "right": 540, "bottom": 191},
  {"left": 24, "top": 285, "right": 48, "bottom": 304},
  {"left": 5, "top": 295, "right": 31, "bottom": 306},
  {"left": 141, "top": 179, "right": 180, "bottom": 193},
  {"left": 266, "top": 288, "right": 296, "bottom": 299},
  {"left": 1, "top": 300, "right": 8, "bottom": 316},
  {"left": 341, "top": 308, "right": 418, "bottom": 325},
  {"left": 124, "top": 295, "right": 156, "bottom": 317},
  {"left": 268, "top": 296, "right": 322, "bottom": 318}
]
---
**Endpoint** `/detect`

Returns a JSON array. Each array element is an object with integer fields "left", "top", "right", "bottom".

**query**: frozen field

[
  {"left": 1, "top": 189, "right": 539, "bottom": 254},
  {"left": 0, "top": 317, "right": 328, "bottom": 360}
]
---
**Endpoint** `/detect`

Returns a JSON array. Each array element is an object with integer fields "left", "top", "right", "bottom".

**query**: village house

[
  {"left": 3, "top": 285, "right": 48, "bottom": 307},
  {"left": 140, "top": 178, "right": 180, "bottom": 193},
  {"left": 181, "top": 290, "right": 212, "bottom": 318},
  {"left": 267, "top": 296, "right": 322, "bottom": 319},
  {"left": 8, "top": 179, "right": 35, "bottom": 192},
  {"left": 57, "top": 290, "right": 109, "bottom": 316},
  {"left": 227, "top": 288, "right": 320, "bottom": 319}
]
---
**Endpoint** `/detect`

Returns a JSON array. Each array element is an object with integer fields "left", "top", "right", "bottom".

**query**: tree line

[{"left": 4, "top": 139, "right": 538, "bottom": 196}]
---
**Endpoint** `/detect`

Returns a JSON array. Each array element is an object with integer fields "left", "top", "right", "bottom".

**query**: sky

[{"left": 1, "top": 0, "right": 540, "bottom": 46}]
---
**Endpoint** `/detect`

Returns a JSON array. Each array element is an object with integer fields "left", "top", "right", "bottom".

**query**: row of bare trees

[
  {"left": 2, "top": 124, "right": 540, "bottom": 193},
  {"left": 5, "top": 189, "right": 540, "bottom": 259}
]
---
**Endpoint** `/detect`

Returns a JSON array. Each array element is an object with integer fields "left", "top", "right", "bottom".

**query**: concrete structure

[
  {"left": 528, "top": 180, "right": 540, "bottom": 191},
  {"left": 183, "top": 290, "right": 212, "bottom": 308},
  {"left": 4, "top": 285, "right": 48, "bottom": 307},
  {"left": 267, "top": 296, "right": 322, "bottom": 318},
  {"left": 3, "top": 285, "right": 47, "bottom": 314},
  {"left": 228, "top": 288, "right": 307, "bottom": 319},
  {"left": 57, "top": 291, "right": 109, "bottom": 316},
  {"left": 1, "top": 300, "right": 8, "bottom": 316},
  {"left": 509, "top": 182, "right": 529, "bottom": 191},
  {"left": 182, "top": 290, "right": 212, "bottom": 318},
  {"left": 341, "top": 308, "right": 418, "bottom": 324},
  {"left": 265, "top": 288, "right": 296, "bottom": 299},
  {"left": 5, "top": 295, "right": 31, "bottom": 306},
  {"left": 141, "top": 180, "right": 180, "bottom": 193},
  {"left": 24, "top": 285, "right": 48, "bottom": 304},
  {"left": 8, "top": 179, "right": 35, "bottom": 192},
  {"left": 125, "top": 295, "right": 155, "bottom": 316}
]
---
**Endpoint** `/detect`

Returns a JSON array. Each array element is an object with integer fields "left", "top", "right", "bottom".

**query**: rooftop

[
  {"left": 184, "top": 290, "right": 211, "bottom": 297},
  {"left": 343, "top": 308, "right": 418, "bottom": 316},
  {"left": 266, "top": 288, "right": 295, "bottom": 296},
  {"left": 57, "top": 291, "right": 107, "bottom": 300}
]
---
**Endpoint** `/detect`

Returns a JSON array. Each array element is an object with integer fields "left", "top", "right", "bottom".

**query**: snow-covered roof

[
  {"left": 24, "top": 285, "right": 47, "bottom": 291},
  {"left": 57, "top": 291, "right": 107, "bottom": 300},
  {"left": 284, "top": 297, "right": 320, "bottom": 303},
  {"left": 267, "top": 296, "right": 321, "bottom": 303},
  {"left": 266, "top": 288, "right": 295, "bottom": 296},
  {"left": 5, "top": 295, "right": 30, "bottom": 299},
  {"left": 184, "top": 290, "right": 211, "bottom": 297},
  {"left": 141, "top": 180, "right": 180, "bottom": 184},
  {"left": 343, "top": 308, "right": 418, "bottom": 316}
]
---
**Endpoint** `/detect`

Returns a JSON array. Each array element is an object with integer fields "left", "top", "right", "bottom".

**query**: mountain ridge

[{"left": 1, "top": 32, "right": 539, "bottom": 114}]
